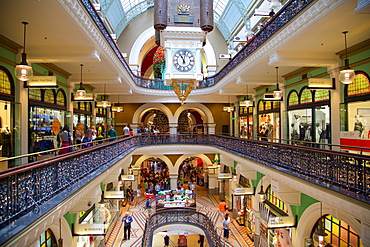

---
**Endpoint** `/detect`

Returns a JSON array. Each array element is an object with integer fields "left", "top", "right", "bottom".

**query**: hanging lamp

[
  {"left": 339, "top": 31, "right": 355, "bottom": 84},
  {"left": 258, "top": 185, "right": 266, "bottom": 202},
  {"left": 112, "top": 95, "right": 123, "bottom": 112},
  {"left": 314, "top": 202, "right": 328, "bottom": 246},
  {"left": 96, "top": 84, "right": 111, "bottom": 108},
  {"left": 76, "top": 64, "right": 87, "bottom": 98},
  {"left": 273, "top": 67, "right": 283, "bottom": 99},
  {"left": 14, "top": 22, "right": 33, "bottom": 81},
  {"left": 244, "top": 84, "right": 254, "bottom": 107}
]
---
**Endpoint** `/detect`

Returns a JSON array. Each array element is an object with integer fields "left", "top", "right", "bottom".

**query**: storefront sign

[
  {"left": 218, "top": 173, "right": 232, "bottom": 179},
  {"left": 308, "top": 78, "right": 334, "bottom": 89},
  {"left": 234, "top": 187, "right": 254, "bottom": 195},
  {"left": 120, "top": 175, "right": 134, "bottom": 181},
  {"left": 268, "top": 216, "right": 295, "bottom": 228},
  {"left": 104, "top": 191, "right": 124, "bottom": 199},
  {"left": 74, "top": 223, "right": 105, "bottom": 235},
  {"left": 27, "top": 76, "right": 57, "bottom": 87}
]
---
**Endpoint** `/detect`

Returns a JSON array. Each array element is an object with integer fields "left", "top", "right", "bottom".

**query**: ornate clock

[{"left": 172, "top": 49, "right": 195, "bottom": 72}]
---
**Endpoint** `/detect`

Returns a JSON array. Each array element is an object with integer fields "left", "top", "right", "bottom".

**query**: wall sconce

[
  {"left": 15, "top": 22, "right": 33, "bottom": 81},
  {"left": 257, "top": 185, "right": 266, "bottom": 202},
  {"left": 339, "top": 31, "right": 355, "bottom": 84}
]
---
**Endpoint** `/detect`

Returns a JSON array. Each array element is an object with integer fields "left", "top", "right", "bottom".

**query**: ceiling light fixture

[
  {"left": 96, "top": 84, "right": 111, "bottom": 108},
  {"left": 76, "top": 64, "right": 87, "bottom": 98},
  {"left": 112, "top": 95, "right": 123, "bottom": 112},
  {"left": 14, "top": 22, "right": 33, "bottom": 81},
  {"left": 244, "top": 84, "right": 254, "bottom": 107},
  {"left": 339, "top": 31, "right": 355, "bottom": 84},
  {"left": 273, "top": 67, "right": 283, "bottom": 99}
]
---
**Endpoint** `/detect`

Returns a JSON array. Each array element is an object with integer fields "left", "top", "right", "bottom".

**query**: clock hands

[{"left": 180, "top": 54, "right": 186, "bottom": 65}]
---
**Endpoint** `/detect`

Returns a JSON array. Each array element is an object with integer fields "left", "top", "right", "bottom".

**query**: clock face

[{"left": 172, "top": 49, "right": 195, "bottom": 72}]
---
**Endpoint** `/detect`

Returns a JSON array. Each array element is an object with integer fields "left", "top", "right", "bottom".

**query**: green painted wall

[
  {"left": 63, "top": 212, "right": 76, "bottom": 232},
  {"left": 291, "top": 193, "right": 319, "bottom": 222},
  {"left": 252, "top": 171, "right": 265, "bottom": 188}
]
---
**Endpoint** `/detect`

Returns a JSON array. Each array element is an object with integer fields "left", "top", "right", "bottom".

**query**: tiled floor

[{"left": 106, "top": 186, "right": 253, "bottom": 247}]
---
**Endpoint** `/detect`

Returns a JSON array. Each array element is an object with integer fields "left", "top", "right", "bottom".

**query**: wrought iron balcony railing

[
  {"left": 141, "top": 209, "right": 223, "bottom": 247},
  {"left": 81, "top": 0, "right": 315, "bottom": 90},
  {"left": 0, "top": 134, "right": 369, "bottom": 245}
]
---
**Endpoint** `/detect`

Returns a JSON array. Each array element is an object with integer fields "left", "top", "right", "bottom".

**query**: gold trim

[{"left": 0, "top": 34, "right": 22, "bottom": 54}]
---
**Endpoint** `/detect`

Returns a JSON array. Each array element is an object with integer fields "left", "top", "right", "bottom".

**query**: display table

[{"left": 156, "top": 191, "right": 196, "bottom": 211}]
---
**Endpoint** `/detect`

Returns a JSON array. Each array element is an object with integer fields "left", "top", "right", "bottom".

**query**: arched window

[
  {"left": 272, "top": 101, "right": 280, "bottom": 109},
  {"left": 314, "top": 90, "right": 330, "bottom": 102},
  {"left": 311, "top": 215, "right": 362, "bottom": 246},
  {"left": 39, "top": 228, "right": 57, "bottom": 247},
  {"left": 56, "top": 89, "right": 66, "bottom": 106},
  {"left": 266, "top": 185, "right": 288, "bottom": 214},
  {"left": 300, "top": 88, "right": 313, "bottom": 104},
  {"left": 44, "top": 89, "right": 55, "bottom": 104},
  {"left": 29, "top": 89, "right": 42, "bottom": 101},
  {"left": 288, "top": 91, "right": 299, "bottom": 106},
  {"left": 0, "top": 69, "right": 12, "bottom": 95},
  {"left": 265, "top": 101, "right": 272, "bottom": 111},
  {"left": 258, "top": 100, "right": 264, "bottom": 111},
  {"left": 347, "top": 72, "right": 370, "bottom": 97}
]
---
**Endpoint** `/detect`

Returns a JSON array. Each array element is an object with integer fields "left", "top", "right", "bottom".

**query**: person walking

[
  {"left": 164, "top": 234, "right": 170, "bottom": 247},
  {"left": 122, "top": 212, "right": 133, "bottom": 240},
  {"left": 58, "top": 125, "right": 72, "bottom": 155},
  {"left": 123, "top": 125, "right": 130, "bottom": 135},
  {"left": 219, "top": 199, "right": 228, "bottom": 217},
  {"left": 222, "top": 213, "right": 231, "bottom": 242},
  {"left": 108, "top": 125, "right": 117, "bottom": 141},
  {"left": 136, "top": 188, "right": 141, "bottom": 206}
]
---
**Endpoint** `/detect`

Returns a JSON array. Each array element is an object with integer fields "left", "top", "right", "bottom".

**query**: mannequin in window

[
  {"left": 354, "top": 115, "right": 364, "bottom": 138},
  {"left": 1, "top": 125, "right": 12, "bottom": 157},
  {"left": 315, "top": 123, "right": 322, "bottom": 143}
]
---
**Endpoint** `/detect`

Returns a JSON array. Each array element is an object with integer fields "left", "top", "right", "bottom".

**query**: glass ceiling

[{"left": 98, "top": 0, "right": 255, "bottom": 42}]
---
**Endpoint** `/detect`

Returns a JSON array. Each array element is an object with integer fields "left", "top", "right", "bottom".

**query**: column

[
  {"left": 328, "top": 67, "right": 341, "bottom": 151},
  {"left": 169, "top": 123, "right": 178, "bottom": 134},
  {"left": 130, "top": 123, "right": 138, "bottom": 135},
  {"left": 208, "top": 173, "right": 218, "bottom": 195},
  {"left": 169, "top": 174, "right": 178, "bottom": 190},
  {"left": 206, "top": 123, "right": 216, "bottom": 134}
]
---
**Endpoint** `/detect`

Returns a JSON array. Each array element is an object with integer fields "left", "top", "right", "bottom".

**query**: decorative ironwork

[
  {"left": 0, "top": 134, "right": 369, "bottom": 245},
  {"left": 141, "top": 209, "right": 223, "bottom": 247},
  {"left": 81, "top": 0, "right": 315, "bottom": 90}
]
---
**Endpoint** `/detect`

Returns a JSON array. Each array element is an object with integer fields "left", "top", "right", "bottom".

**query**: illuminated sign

[
  {"left": 308, "top": 78, "right": 334, "bottom": 89},
  {"left": 234, "top": 187, "right": 254, "bottom": 195},
  {"left": 74, "top": 223, "right": 105, "bottom": 235},
  {"left": 120, "top": 175, "right": 134, "bottom": 181},
  {"left": 218, "top": 173, "right": 232, "bottom": 179},
  {"left": 268, "top": 216, "right": 295, "bottom": 228},
  {"left": 104, "top": 191, "right": 124, "bottom": 199},
  {"left": 27, "top": 76, "right": 57, "bottom": 88}
]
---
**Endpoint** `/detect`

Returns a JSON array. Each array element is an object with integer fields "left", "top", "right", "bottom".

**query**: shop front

[
  {"left": 257, "top": 100, "right": 280, "bottom": 142},
  {"left": 218, "top": 165, "right": 232, "bottom": 204},
  {"left": 73, "top": 101, "right": 93, "bottom": 130},
  {"left": 286, "top": 87, "right": 331, "bottom": 147},
  {"left": 239, "top": 103, "right": 254, "bottom": 138},
  {"left": 340, "top": 72, "right": 370, "bottom": 154},
  {"left": 28, "top": 88, "right": 67, "bottom": 158}
]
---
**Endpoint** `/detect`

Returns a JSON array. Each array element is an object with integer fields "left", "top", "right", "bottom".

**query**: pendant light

[
  {"left": 76, "top": 64, "right": 87, "bottom": 99},
  {"left": 96, "top": 84, "right": 111, "bottom": 108},
  {"left": 112, "top": 95, "right": 123, "bottom": 112},
  {"left": 14, "top": 22, "right": 33, "bottom": 81},
  {"left": 314, "top": 202, "right": 328, "bottom": 246},
  {"left": 223, "top": 95, "right": 235, "bottom": 112},
  {"left": 258, "top": 185, "right": 266, "bottom": 202},
  {"left": 244, "top": 84, "right": 253, "bottom": 107},
  {"left": 273, "top": 67, "right": 283, "bottom": 99},
  {"left": 339, "top": 31, "right": 355, "bottom": 84}
]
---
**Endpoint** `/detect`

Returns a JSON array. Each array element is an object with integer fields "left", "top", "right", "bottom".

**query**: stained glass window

[
  {"left": 0, "top": 69, "right": 11, "bottom": 95},
  {"left": 265, "top": 101, "right": 272, "bottom": 110},
  {"left": 266, "top": 186, "right": 288, "bottom": 214},
  {"left": 315, "top": 90, "right": 330, "bottom": 102},
  {"left": 347, "top": 73, "right": 370, "bottom": 97},
  {"left": 300, "top": 88, "right": 313, "bottom": 104},
  {"left": 44, "top": 89, "right": 54, "bottom": 103},
  {"left": 86, "top": 102, "right": 91, "bottom": 112},
  {"left": 80, "top": 102, "right": 86, "bottom": 111},
  {"left": 258, "top": 100, "right": 264, "bottom": 111},
  {"left": 39, "top": 228, "right": 56, "bottom": 247},
  {"left": 312, "top": 215, "right": 362, "bottom": 247},
  {"left": 288, "top": 91, "right": 299, "bottom": 106},
  {"left": 73, "top": 102, "right": 79, "bottom": 109},
  {"left": 272, "top": 101, "right": 280, "bottom": 109},
  {"left": 56, "top": 90, "right": 66, "bottom": 106},
  {"left": 29, "top": 89, "right": 42, "bottom": 101}
]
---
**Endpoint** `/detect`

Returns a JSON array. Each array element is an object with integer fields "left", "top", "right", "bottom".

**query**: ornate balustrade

[
  {"left": 81, "top": 0, "right": 315, "bottom": 90},
  {"left": 0, "top": 134, "right": 369, "bottom": 245},
  {"left": 141, "top": 209, "right": 223, "bottom": 247}
]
